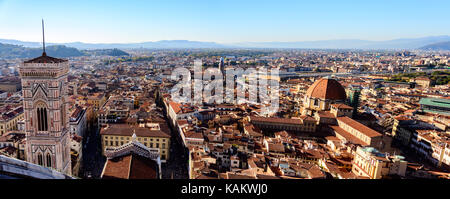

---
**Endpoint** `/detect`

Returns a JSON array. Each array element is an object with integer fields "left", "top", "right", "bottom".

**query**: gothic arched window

[
  {"left": 46, "top": 153, "right": 52, "bottom": 168},
  {"left": 37, "top": 153, "right": 44, "bottom": 166},
  {"left": 36, "top": 103, "right": 48, "bottom": 131}
]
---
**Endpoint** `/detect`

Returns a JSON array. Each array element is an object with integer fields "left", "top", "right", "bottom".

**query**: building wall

[
  {"left": 443, "top": 146, "right": 450, "bottom": 167},
  {"left": 0, "top": 83, "right": 21, "bottom": 92},
  {"left": 338, "top": 120, "right": 370, "bottom": 145},
  {"left": 87, "top": 94, "right": 106, "bottom": 111},
  {"left": 392, "top": 120, "right": 412, "bottom": 146},
  {"left": 415, "top": 80, "right": 431, "bottom": 88},
  {"left": 185, "top": 138, "right": 204, "bottom": 146},
  {"left": 102, "top": 134, "right": 170, "bottom": 161},
  {"left": 351, "top": 147, "right": 406, "bottom": 179},
  {"left": 410, "top": 133, "right": 450, "bottom": 168},
  {"left": 251, "top": 120, "right": 316, "bottom": 133},
  {"left": 352, "top": 153, "right": 384, "bottom": 179},
  {"left": 330, "top": 107, "right": 352, "bottom": 118},
  {"left": 0, "top": 112, "right": 24, "bottom": 135},
  {"left": 70, "top": 109, "right": 87, "bottom": 137},
  {"left": 304, "top": 97, "right": 346, "bottom": 112}
]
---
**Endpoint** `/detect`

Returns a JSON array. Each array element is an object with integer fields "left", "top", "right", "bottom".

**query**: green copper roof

[{"left": 419, "top": 98, "right": 450, "bottom": 109}]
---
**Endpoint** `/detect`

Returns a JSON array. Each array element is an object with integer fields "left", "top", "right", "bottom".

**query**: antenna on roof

[{"left": 42, "top": 19, "right": 46, "bottom": 56}]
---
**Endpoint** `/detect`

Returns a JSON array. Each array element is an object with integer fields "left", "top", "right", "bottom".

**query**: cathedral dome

[{"left": 306, "top": 77, "right": 346, "bottom": 100}]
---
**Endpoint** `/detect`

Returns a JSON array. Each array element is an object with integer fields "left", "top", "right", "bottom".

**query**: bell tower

[{"left": 18, "top": 20, "right": 71, "bottom": 175}]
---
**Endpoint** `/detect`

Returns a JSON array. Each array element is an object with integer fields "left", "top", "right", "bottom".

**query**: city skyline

[
  {"left": 1, "top": 0, "right": 450, "bottom": 183},
  {"left": 1, "top": 0, "right": 450, "bottom": 44}
]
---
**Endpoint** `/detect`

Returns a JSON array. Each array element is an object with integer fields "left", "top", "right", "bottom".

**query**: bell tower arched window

[
  {"left": 46, "top": 153, "right": 52, "bottom": 168},
  {"left": 36, "top": 103, "right": 48, "bottom": 131},
  {"left": 37, "top": 153, "right": 44, "bottom": 166}
]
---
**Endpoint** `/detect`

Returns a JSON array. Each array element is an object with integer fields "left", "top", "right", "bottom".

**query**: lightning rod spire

[{"left": 42, "top": 19, "right": 46, "bottom": 56}]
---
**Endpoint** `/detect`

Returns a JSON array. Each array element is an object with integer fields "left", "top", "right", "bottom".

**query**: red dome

[{"left": 306, "top": 78, "right": 347, "bottom": 100}]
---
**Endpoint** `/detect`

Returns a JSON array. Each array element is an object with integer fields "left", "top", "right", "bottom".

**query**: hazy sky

[{"left": 0, "top": 0, "right": 449, "bottom": 43}]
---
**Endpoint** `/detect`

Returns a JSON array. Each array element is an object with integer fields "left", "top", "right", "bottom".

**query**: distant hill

[
  {"left": 0, "top": 39, "right": 42, "bottom": 48},
  {"left": 233, "top": 36, "right": 450, "bottom": 49},
  {"left": 1, "top": 36, "right": 450, "bottom": 50},
  {"left": 419, "top": 41, "right": 450, "bottom": 51},
  {"left": 0, "top": 39, "right": 229, "bottom": 50},
  {"left": 63, "top": 40, "right": 229, "bottom": 49},
  {"left": 0, "top": 43, "right": 85, "bottom": 59},
  {"left": 85, "top": 48, "right": 129, "bottom": 56}
]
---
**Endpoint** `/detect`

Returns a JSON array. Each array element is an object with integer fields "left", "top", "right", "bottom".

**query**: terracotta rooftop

[
  {"left": 306, "top": 78, "right": 347, "bottom": 100},
  {"left": 169, "top": 101, "right": 182, "bottom": 114},
  {"left": 337, "top": 116, "right": 382, "bottom": 138},
  {"left": 331, "top": 104, "right": 353, "bottom": 109},
  {"left": 330, "top": 125, "right": 367, "bottom": 146},
  {"left": 102, "top": 153, "right": 159, "bottom": 179},
  {"left": 268, "top": 143, "right": 285, "bottom": 153},
  {"left": 298, "top": 115, "right": 316, "bottom": 122},
  {"left": 317, "top": 111, "right": 335, "bottom": 118},
  {"left": 250, "top": 116, "right": 303, "bottom": 125},
  {"left": 185, "top": 131, "right": 204, "bottom": 139},
  {"left": 223, "top": 173, "right": 257, "bottom": 179},
  {"left": 100, "top": 124, "right": 170, "bottom": 138},
  {"left": 256, "top": 174, "right": 282, "bottom": 179},
  {"left": 24, "top": 52, "right": 67, "bottom": 64}
]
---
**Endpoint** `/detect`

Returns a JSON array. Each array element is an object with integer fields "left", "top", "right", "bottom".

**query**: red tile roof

[
  {"left": 331, "top": 104, "right": 353, "bottom": 109},
  {"left": 337, "top": 116, "right": 382, "bottom": 138},
  {"left": 250, "top": 116, "right": 303, "bottom": 125},
  {"left": 330, "top": 125, "right": 366, "bottom": 146},
  {"left": 100, "top": 124, "right": 170, "bottom": 138},
  {"left": 169, "top": 101, "right": 182, "bottom": 114},
  {"left": 102, "top": 153, "right": 158, "bottom": 179},
  {"left": 24, "top": 52, "right": 67, "bottom": 64},
  {"left": 306, "top": 78, "right": 347, "bottom": 100}
]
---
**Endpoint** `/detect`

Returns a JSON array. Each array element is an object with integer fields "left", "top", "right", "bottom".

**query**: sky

[{"left": 0, "top": 0, "right": 449, "bottom": 44}]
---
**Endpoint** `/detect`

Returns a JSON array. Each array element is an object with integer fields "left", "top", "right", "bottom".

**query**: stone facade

[{"left": 19, "top": 53, "right": 72, "bottom": 175}]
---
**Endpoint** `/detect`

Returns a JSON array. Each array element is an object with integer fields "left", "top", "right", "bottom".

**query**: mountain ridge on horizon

[
  {"left": 0, "top": 35, "right": 449, "bottom": 50},
  {"left": 0, "top": 43, "right": 129, "bottom": 59},
  {"left": 419, "top": 41, "right": 450, "bottom": 51}
]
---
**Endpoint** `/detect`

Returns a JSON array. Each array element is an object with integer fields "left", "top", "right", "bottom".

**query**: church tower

[{"left": 18, "top": 20, "right": 71, "bottom": 175}]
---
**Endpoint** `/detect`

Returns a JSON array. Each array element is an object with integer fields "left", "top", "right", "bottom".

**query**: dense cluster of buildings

[{"left": 0, "top": 47, "right": 449, "bottom": 179}]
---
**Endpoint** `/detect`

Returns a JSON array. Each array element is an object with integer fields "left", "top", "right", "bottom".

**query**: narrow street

[
  {"left": 77, "top": 92, "right": 190, "bottom": 179},
  {"left": 161, "top": 116, "right": 189, "bottom": 179},
  {"left": 79, "top": 115, "right": 189, "bottom": 179},
  {"left": 80, "top": 125, "right": 105, "bottom": 179}
]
